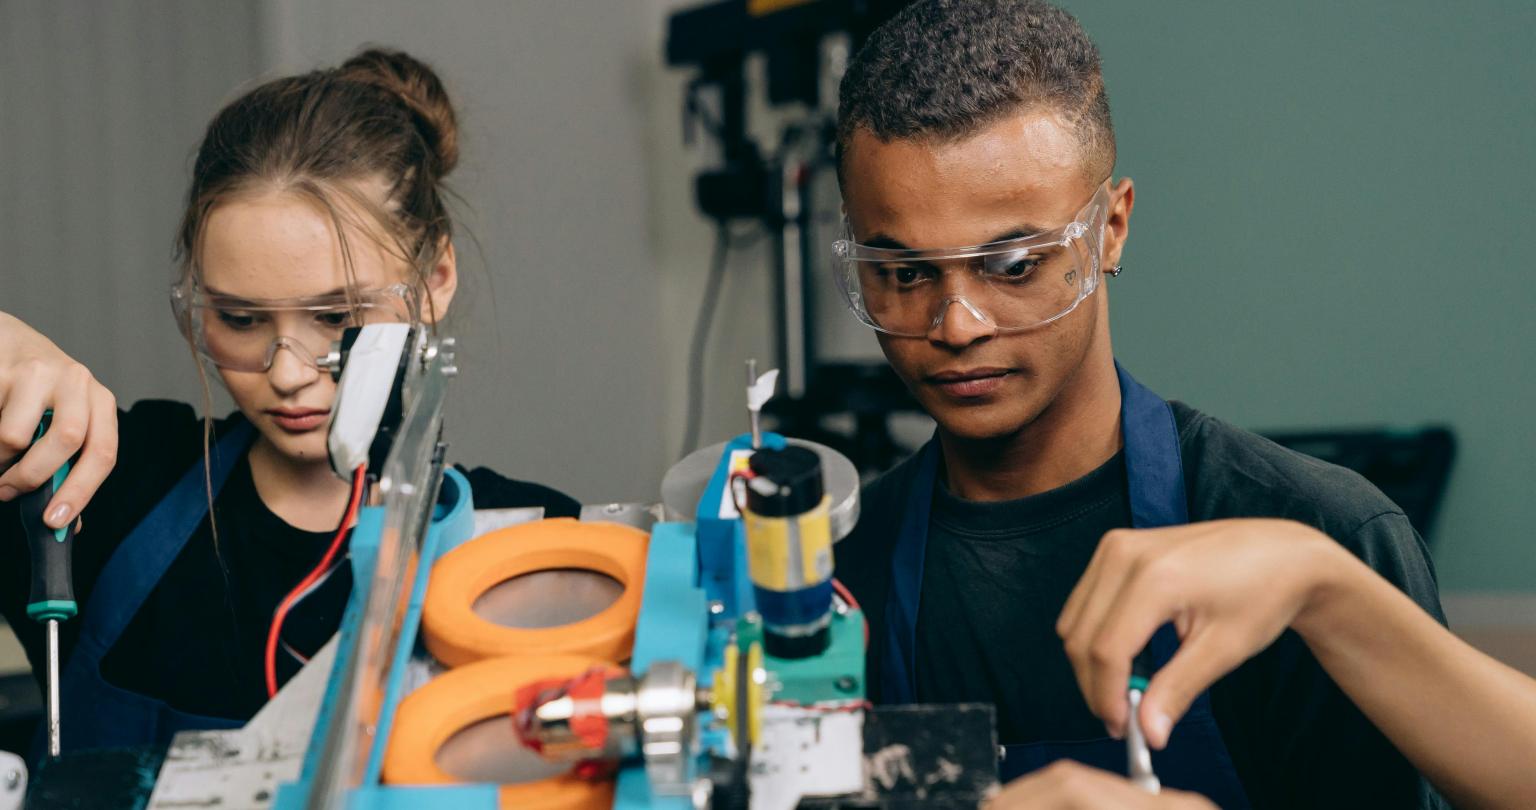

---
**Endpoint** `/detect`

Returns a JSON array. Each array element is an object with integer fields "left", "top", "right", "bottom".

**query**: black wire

[{"left": 680, "top": 223, "right": 732, "bottom": 460}]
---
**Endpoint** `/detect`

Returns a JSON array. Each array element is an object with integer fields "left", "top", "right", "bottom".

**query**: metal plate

[
  {"left": 579, "top": 502, "right": 664, "bottom": 533},
  {"left": 749, "top": 705, "right": 865, "bottom": 810},
  {"left": 144, "top": 639, "right": 339, "bottom": 810},
  {"left": 661, "top": 439, "right": 860, "bottom": 541},
  {"left": 471, "top": 507, "right": 548, "bottom": 539}
]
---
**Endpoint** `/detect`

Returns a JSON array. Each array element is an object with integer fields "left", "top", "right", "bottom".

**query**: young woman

[{"left": 0, "top": 49, "right": 579, "bottom": 756}]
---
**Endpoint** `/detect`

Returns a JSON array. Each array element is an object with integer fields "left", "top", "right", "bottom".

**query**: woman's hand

[
  {"left": 0, "top": 312, "right": 118, "bottom": 528},
  {"left": 1055, "top": 518, "right": 1345, "bottom": 746},
  {"left": 986, "top": 761, "right": 1217, "bottom": 809}
]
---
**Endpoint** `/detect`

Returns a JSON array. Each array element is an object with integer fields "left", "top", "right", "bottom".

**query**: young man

[{"left": 828, "top": 2, "right": 1447, "bottom": 808}]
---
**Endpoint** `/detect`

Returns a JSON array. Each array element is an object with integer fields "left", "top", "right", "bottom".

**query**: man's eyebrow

[
  {"left": 984, "top": 225, "right": 1050, "bottom": 243},
  {"left": 861, "top": 234, "right": 909, "bottom": 250},
  {"left": 859, "top": 223, "right": 1052, "bottom": 251}
]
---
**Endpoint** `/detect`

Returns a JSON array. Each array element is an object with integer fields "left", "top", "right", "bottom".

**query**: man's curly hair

[{"left": 837, "top": 0, "right": 1115, "bottom": 182}]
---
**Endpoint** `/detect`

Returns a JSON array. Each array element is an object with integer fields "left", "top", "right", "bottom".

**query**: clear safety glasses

[
  {"left": 832, "top": 184, "right": 1111, "bottom": 337},
  {"left": 170, "top": 283, "right": 419, "bottom": 372}
]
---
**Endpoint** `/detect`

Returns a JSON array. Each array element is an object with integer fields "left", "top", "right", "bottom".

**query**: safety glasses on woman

[{"left": 171, "top": 283, "right": 420, "bottom": 371}]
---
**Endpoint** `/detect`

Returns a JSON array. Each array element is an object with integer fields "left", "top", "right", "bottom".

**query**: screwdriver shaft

[
  {"left": 1126, "top": 687, "right": 1160, "bottom": 793},
  {"left": 46, "top": 619, "right": 61, "bottom": 757}
]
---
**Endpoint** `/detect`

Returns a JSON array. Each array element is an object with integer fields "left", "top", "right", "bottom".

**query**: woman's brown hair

[{"left": 176, "top": 47, "right": 460, "bottom": 292}]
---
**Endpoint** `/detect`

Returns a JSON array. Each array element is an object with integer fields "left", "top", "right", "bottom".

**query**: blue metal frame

[{"left": 615, "top": 520, "right": 711, "bottom": 810}]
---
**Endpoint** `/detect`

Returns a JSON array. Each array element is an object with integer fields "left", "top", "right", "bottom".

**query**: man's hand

[
  {"left": 1055, "top": 519, "right": 1345, "bottom": 746},
  {"left": 986, "top": 761, "right": 1217, "bottom": 809}
]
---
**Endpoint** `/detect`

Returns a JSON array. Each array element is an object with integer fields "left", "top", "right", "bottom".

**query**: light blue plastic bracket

[
  {"left": 361, "top": 467, "right": 474, "bottom": 784},
  {"left": 274, "top": 468, "right": 479, "bottom": 810},
  {"left": 615, "top": 521, "right": 710, "bottom": 810}
]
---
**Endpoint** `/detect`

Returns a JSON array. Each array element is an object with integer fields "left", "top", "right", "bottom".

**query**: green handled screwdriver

[
  {"left": 1125, "top": 648, "right": 1161, "bottom": 793},
  {"left": 16, "top": 411, "right": 77, "bottom": 758}
]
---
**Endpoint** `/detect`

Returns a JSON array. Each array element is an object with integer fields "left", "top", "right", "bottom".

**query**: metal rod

[
  {"left": 772, "top": 153, "right": 809, "bottom": 400},
  {"left": 747, "top": 358, "right": 762, "bottom": 448},
  {"left": 1125, "top": 688, "right": 1160, "bottom": 793},
  {"left": 46, "top": 619, "right": 60, "bottom": 757}
]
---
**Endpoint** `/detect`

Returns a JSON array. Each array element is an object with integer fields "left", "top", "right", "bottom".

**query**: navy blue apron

[
  {"left": 880, "top": 364, "right": 1251, "bottom": 808},
  {"left": 38, "top": 420, "right": 256, "bottom": 759}
]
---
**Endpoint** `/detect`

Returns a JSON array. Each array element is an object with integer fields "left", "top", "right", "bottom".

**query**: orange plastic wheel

[
  {"left": 381, "top": 653, "right": 616, "bottom": 809},
  {"left": 421, "top": 518, "right": 649, "bottom": 667}
]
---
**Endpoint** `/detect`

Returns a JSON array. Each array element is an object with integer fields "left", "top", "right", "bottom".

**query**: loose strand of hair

[{"left": 190, "top": 346, "right": 235, "bottom": 588}]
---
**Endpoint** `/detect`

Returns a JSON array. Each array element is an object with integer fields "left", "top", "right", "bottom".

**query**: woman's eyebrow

[{"left": 202, "top": 285, "right": 350, "bottom": 303}]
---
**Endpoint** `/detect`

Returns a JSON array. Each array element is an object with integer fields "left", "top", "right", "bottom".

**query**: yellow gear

[{"left": 711, "top": 642, "right": 766, "bottom": 749}]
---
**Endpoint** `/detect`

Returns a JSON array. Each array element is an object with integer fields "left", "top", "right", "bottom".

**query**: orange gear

[
  {"left": 421, "top": 518, "right": 648, "bottom": 666},
  {"left": 382, "top": 653, "right": 615, "bottom": 809}
]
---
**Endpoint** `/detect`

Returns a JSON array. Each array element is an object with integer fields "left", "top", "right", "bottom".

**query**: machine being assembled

[
  {"left": 502, "top": 368, "right": 999, "bottom": 809},
  {"left": 24, "top": 326, "right": 996, "bottom": 809}
]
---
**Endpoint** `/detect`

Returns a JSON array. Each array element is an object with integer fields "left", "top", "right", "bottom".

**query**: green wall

[{"left": 1057, "top": 0, "right": 1536, "bottom": 590}]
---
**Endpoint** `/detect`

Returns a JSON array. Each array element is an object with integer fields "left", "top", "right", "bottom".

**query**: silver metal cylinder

[{"left": 46, "top": 619, "right": 61, "bottom": 758}]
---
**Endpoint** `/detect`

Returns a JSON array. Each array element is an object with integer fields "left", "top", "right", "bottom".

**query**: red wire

[
  {"left": 830, "top": 577, "right": 860, "bottom": 613},
  {"left": 264, "top": 463, "right": 367, "bottom": 698},
  {"left": 831, "top": 577, "right": 869, "bottom": 645}
]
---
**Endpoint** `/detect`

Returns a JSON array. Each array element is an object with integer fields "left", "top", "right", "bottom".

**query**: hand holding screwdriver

[
  {"left": 1124, "top": 649, "right": 1159, "bottom": 793},
  {"left": 0, "top": 311, "right": 118, "bottom": 527},
  {"left": 18, "top": 412, "right": 77, "bottom": 758},
  {"left": 1056, "top": 520, "right": 1338, "bottom": 747}
]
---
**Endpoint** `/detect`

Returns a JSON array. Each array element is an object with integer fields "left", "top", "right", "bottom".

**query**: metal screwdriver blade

[
  {"left": 47, "top": 619, "right": 61, "bottom": 757},
  {"left": 1126, "top": 688, "right": 1160, "bottom": 793}
]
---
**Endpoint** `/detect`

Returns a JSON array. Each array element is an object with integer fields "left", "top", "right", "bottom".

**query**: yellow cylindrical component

[{"left": 743, "top": 495, "right": 832, "bottom": 593}]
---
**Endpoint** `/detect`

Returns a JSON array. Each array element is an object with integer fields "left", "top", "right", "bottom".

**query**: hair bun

[{"left": 339, "top": 48, "right": 459, "bottom": 176}]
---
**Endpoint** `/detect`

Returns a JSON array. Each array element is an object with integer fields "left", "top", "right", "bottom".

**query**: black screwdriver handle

[
  {"left": 18, "top": 412, "right": 77, "bottom": 623},
  {"left": 1129, "top": 647, "right": 1153, "bottom": 692}
]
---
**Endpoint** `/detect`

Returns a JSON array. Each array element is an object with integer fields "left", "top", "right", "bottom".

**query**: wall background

[
  {"left": 648, "top": 0, "right": 1536, "bottom": 595},
  {"left": 0, "top": 0, "right": 264, "bottom": 414},
  {"left": 2, "top": 1, "right": 1532, "bottom": 606},
  {"left": 1054, "top": 0, "right": 1536, "bottom": 592}
]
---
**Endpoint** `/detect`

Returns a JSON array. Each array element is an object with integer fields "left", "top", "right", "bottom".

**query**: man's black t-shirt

[
  {"left": 835, "top": 401, "right": 1448, "bottom": 809},
  {"left": 919, "top": 449, "right": 1131, "bottom": 745},
  {"left": 0, "top": 400, "right": 580, "bottom": 721}
]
